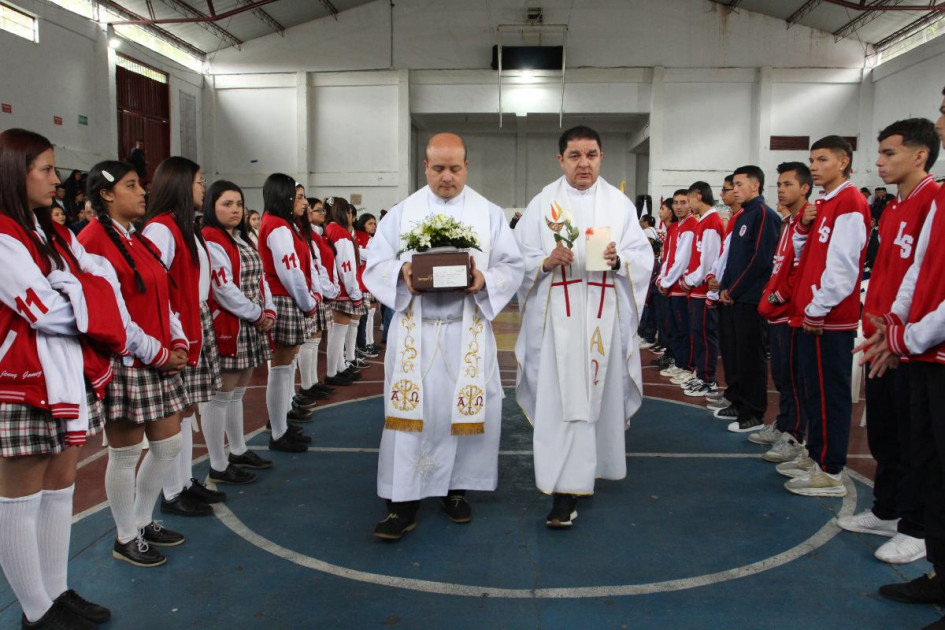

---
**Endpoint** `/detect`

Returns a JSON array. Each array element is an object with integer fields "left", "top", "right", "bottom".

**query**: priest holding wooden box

[
  {"left": 514, "top": 126, "right": 654, "bottom": 528},
  {"left": 363, "top": 133, "right": 524, "bottom": 540}
]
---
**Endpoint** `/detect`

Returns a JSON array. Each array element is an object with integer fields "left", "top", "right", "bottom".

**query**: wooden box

[{"left": 411, "top": 249, "right": 471, "bottom": 292}]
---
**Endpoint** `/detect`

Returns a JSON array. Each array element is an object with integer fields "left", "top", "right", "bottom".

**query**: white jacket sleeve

[
  {"left": 207, "top": 241, "right": 262, "bottom": 323},
  {"left": 0, "top": 234, "right": 78, "bottom": 336},
  {"left": 141, "top": 223, "right": 175, "bottom": 268},
  {"left": 260, "top": 276, "right": 276, "bottom": 315},
  {"left": 708, "top": 233, "right": 731, "bottom": 280},
  {"left": 334, "top": 238, "right": 363, "bottom": 302},
  {"left": 268, "top": 226, "right": 318, "bottom": 313},
  {"left": 660, "top": 231, "right": 693, "bottom": 288},
  {"left": 805, "top": 213, "right": 867, "bottom": 319},
  {"left": 684, "top": 229, "right": 721, "bottom": 287},
  {"left": 890, "top": 201, "right": 935, "bottom": 323}
]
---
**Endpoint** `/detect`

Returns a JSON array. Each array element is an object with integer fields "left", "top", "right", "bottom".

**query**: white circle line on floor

[{"left": 212, "top": 476, "right": 857, "bottom": 599}]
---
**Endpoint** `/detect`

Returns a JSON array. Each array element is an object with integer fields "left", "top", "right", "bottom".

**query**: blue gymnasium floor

[{"left": 1, "top": 392, "right": 941, "bottom": 629}]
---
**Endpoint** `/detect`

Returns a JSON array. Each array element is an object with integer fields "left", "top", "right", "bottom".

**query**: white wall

[{"left": 0, "top": 0, "right": 205, "bottom": 173}]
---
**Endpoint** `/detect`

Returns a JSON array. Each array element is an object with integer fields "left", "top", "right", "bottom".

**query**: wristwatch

[{"left": 611, "top": 256, "right": 621, "bottom": 271}]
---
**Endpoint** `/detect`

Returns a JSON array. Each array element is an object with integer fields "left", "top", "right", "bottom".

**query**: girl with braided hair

[{"left": 79, "top": 160, "right": 191, "bottom": 568}]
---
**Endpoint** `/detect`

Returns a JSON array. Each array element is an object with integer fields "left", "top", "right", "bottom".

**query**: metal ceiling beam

[
  {"left": 156, "top": 0, "right": 243, "bottom": 49},
  {"left": 822, "top": 0, "right": 945, "bottom": 8},
  {"left": 96, "top": 0, "right": 207, "bottom": 58},
  {"left": 873, "top": 5, "right": 945, "bottom": 49},
  {"left": 236, "top": 0, "right": 286, "bottom": 36},
  {"left": 316, "top": 0, "right": 340, "bottom": 20},
  {"left": 833, "top": 0, "right": 906, "bottom": 41},
  {"left": 787, "top": 0, "right": 825, "bottom": 28}
]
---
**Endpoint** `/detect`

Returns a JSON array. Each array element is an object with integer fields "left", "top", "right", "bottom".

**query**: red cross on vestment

[
  {"left": 550, "top": 266, "right": 582, "bottom": 317},
  {"left": 586, "top": 271, "right": 616, "bottom": 319}
]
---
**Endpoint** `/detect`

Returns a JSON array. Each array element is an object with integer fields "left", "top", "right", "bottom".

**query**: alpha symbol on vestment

[
  {"left": 390, "top": 379, "right": 420, "bottom": 412},
  {"left": 456, "top": 384, "right": 485, "bottom": 416}
]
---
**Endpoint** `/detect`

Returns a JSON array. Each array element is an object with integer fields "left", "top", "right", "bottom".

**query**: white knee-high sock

[
  {"left": 136, "top": 433, "right": 183, "bottom": 530},
  {"left": 163, "top": 415, "right": 194, "bottom": 501},
  {"left": 0, "top": 492, "right": 53, "bottom": 622},
  {"left": 345, "top": 320, "right": 360, "bottom": 363},
  {"left": 286, "top": 358, "right": 299, "bottom": 402},
  {"left": 106, "top": 443, "right": 143, "bottom": 544},
  {"left": 298, "top": 339, "right": 317, "bottom": 389},
  {"left": 36, "top": 485, "right": 73, "bottom": 601},
  {"left": 267, "top": 365, "right": 292, "bottom": 439},
  {"left": 202, "top": 390, "right": 232, "bottom": 472},
  {"left": 366, "top": 308, "right": 376, "bottom": 345},
  {"left": 309, "top": 336, "right": 321, "bottom": 385},
  {"left": 226, "top": 386, "right": 248, "bottom": 456},
  {"left": 326, "top": 325, "right": 344, "bottom": 377}
]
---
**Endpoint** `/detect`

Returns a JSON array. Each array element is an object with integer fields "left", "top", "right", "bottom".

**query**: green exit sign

[{"left": 78, "top": 115, "right": 88, "bottom": 125}]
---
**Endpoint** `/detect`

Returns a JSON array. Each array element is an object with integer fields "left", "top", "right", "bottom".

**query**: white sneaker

[
  {"left": 747, "top": 423, "right": 782, "bottom": 445},
  {"left": 836, "top": 510, "right": 899, "bottom": 537},
  {"left": 659, "top": 364, "right": 679, "bottom": 377},
  {"left": 762, "top": 434, "right": 806, "bottom": 463},
  {"left": 671, "top": 371, "right": 696, "bottom": 384},
  {"left": 680, "top": 377, "right": 702, "bottom": 390},
  {"left": 785, "top": 469, "right": 847, "bottom": 497},
  {"left": 875, "top": 533, "right": 926, "bottom": 564},
  {"left": 776, "top": 455, "right": 817, "bottom": 478}
]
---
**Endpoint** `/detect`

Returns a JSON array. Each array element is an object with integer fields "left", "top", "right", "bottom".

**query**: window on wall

[{"left": 0, "top": 2, "right": 38, "bottom": 42}]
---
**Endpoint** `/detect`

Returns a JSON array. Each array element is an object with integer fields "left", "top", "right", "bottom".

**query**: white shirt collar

[
  {"left": 427, "top": 186, "right": 466, "bottom": 209},
  {"left": 564, "top": 178, "right": 599, "bottom": 197},
  {"left": 822, "top": 180, "right": 856, "bottom": 201},
  {"left": 112, "top": 218, "right": 136, "bottom": 239},
  {"left": 698, "top": 208, "right": 717, "bottom": 222}
]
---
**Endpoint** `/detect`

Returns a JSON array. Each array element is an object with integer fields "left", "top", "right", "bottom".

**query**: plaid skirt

[
  {"left": 271, "top": 295, "right": 308, "bottom": 347},
  {"left": 103, "top": 359, "right": 188, "bottom": 425},
  {"left": 306, "top": 302, "right": 329, "bottom": 336},
  {"left": 183, "top": 302, "right": 223, "bottom": 404},
  {"left": 220, "top": 320, "right": 271, "bottom": 372},
  {"left": 331, "top": 299, "right": 367, "bottom": 317},
  {"left": 0, "top": 391, "right": 105, "bottom": 458}
]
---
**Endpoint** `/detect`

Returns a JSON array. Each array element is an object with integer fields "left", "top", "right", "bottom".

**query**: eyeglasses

[
  {"left": 314, "top": 209, "right": 326, "bottom": 214},
  {"left": 195, "top": 179, "right": 207, "bottom": 187},
  {"left": 721, "top": 188, "right": 734, "bottom": 193}
]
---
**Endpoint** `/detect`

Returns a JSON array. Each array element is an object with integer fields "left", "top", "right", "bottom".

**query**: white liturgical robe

[
  {"left": 364, "top": 186, "right": 524, "bottom": 502},
  {"left": 514, "top": 176, "right": 653, "bottom": 495}
]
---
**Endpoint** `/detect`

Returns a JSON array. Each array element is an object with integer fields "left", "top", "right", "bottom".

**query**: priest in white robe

[
  {"left": 514, "top": 126, "right": 654, "bottom": 528},
  {"left": 364, "top": 133, "right": 524, "bottom": 540}
]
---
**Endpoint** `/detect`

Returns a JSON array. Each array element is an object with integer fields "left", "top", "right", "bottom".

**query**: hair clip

[
  {"left": 102, "top": 170, "right": 115, "bottom": 183},
  {"left": 326, "top": 196, "right": 334, "bottom": 206}
]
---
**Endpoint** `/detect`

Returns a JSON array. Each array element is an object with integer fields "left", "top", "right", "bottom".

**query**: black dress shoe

[
  {"left": 343, "top": 368, "right": 363, "bottom": 382},
  {"left": 142, "top": 521, "right": 185, "bottom": 547},
  {"left": 209, "top": 464, "right": 257, "bottom": 485},
  {"left": 229, "top": 450, "right": 273, "bottom": 469},
  {"left": 373, "top": 501, "right": 420, "bottom": 540},
  {"left": 22, "top": 599, "right": 96, "bottom": 630},
  {"left": 184, "top": 478, "right": 226, "bottom": 504},
  {"left": 546, "top": 493, "right": 578, "bottom": 529},
  {"left": 160, "top": 493, "right": 213, "bottom": 517},
  {"left": 288, "top": 405, "right": 316, "bottom": 423},
  {"left": 441, "top": 493, "right": 472, "bottom": 523},
  {"left": 880, "top": 573, "right": 945, "bottom": 604},
  {"left": 285, "top": 424, "right": 312, "bottom": 444},
  {"left": 299, "top": 385, "right": 331, "bottom": 399},
  {"left": 292, "top": 393, "right": 318, "bottom": 411},
  {"left": 312, "top": 382, "right": 336, "bottom": 394},
  {"left": 324, "top": 373, "right": 353, "bottom": 386},
  {"left": 269, "top": 433, "right": 308, "bottom": 453},
  {"left": 112, "top": 535, "right": 166, "bottom": 567},
  {"left": 55, "top": 589, "right": 111, "bottom": 624}
]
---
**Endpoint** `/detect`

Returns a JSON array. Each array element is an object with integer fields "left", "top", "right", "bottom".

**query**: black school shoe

[
  {"left": 142, "top": 521, "right": 185, "bottom": 547},
  {"left": 879, "top": 572, "right": 945, "bottom": 604},
  {"left": 287, "top": 405, "right": 316, "bottom": 423},
  {"left": 209, "top": 463, "right": 257, "bottom": 485},
  {"left": 441, "top": 493, "right": 472, "bottom": 523},
  {"left": 298, "top": 384, "right": 331, "bottom": 400},
  {"left": 112, "top": 535, "right": 166, "bottom": 568},
  {"left": 324, "top": 373, "right": 353, "bottom": 386},
  {"left": 229, "top": 450, "right": 273, "bottom": 469},
  {"left": 269, "top": 433, "right": 308, "bottom": 453},
  {"left": 184, "top": 478, "right": 226, "bottom": 504},
  {"left": 55, "top": 589, "right": 111, "bottom": 625},
  {"left": 546, "top": 493, "right": 578, "bottom": 529},
  {"left": 311, "top": 382, "right": 336, "bottom": 394},
  {"left": 160, "top": 492, "right": 213, "bottom": 517},
  {"left": 22, "top": 599, "right": 96, "bottom": 630}
]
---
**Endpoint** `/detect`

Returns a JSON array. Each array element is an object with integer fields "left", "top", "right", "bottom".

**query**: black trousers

[
  {"left": 654, "top": 291, "right": 674, "bottom": 361},
  {"left": 688, "top": 297, "right": 719, "bottom": 383},
  {"left": 771, "top": 323, "right": 805, "bottom": 439},
  {"left": 729, "top": 302, "right": 768, "bottom": 419},
  {"left": 910, "top": 364, "right": 945, "bottom": 571},
  {"left": 866, "top": 363, "right": 926, "bottom": 537},
  {"left": 669, "top": 296, "right": 691, "bottom": 371},
  {"left": 718, "top": 303, "right": 737, "bottom": 396},
  {"left": 795, "top": 330, "right": 854, "bottom": 474}
]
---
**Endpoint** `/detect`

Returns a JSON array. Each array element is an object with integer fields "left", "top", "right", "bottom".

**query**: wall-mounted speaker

[{"left": 491, "top": 45, "right": 564, "bottom": 71}]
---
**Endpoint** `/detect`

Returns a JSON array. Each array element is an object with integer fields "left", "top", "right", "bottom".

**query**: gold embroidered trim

[
  {"left": 384, "top": 417, "right": 423, "bottom": 433},
  {"left": 451, "top": 422, "right": 484, "bottom": 436}
]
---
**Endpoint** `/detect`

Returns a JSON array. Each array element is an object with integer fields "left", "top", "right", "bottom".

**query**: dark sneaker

[
  {"left": 184, "top": 478, "right": 226, "bottom": 504},
  {"left": 441, "top": 494, "right": 472, "bottom": 523},
  {"left": 22, "top": 599, "right": 96, "bottom": 630},
  {"left": 269, "top": 433, "right": 308, "bottom": 453},
  {"left": 160, "top": 493, "right": 213, "bottom": 517},
  {"left": 288, "top": 405, "right": 316, "bottom": 423},
  {"left": 727, "top": 417, "right": 764, "bottom": 433},
  {"left": 324, "top": 373, "right": 353, "bottom": 386},
  {"left": 112, "top": 534, "right": 166, "bottom": 567},
  {"left": 356, "top": 346, "right": 379, "bottom": 359},
  {"left": 55, "top": 589, "right": 111, "bottom": 624},
  {"left": 546, "top": 493, "right": 578, "bottom": 529},
  {"left": 209, "top": 464, "right": 257, "bottom": 485},
  {"left": 343, "top": 367, "right": 363, "bottom": 381},
  {"left": 713, "top": 405, "right": 739, "bottom": 420},
  {"left": 229, "top": 450, "right": 273, "bottom": 470},
  {"left": 366, "top": 344, "right": 383, "bottom": 355},
  {"left": 142, "top": 521, "right": 185, "bottom": 547},
  {"left": 880, "top": 573, "right": 945, "bottom": 604},
  {"left": 351, "top": 357, "right": 370, "bottom": 369},
  {"left": 373, "top": 509, "right": 417, "bottom": 540}
]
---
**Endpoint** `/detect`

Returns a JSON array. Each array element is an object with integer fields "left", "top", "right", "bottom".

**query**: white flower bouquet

[{"left": 399, "top": 213, "right": 481, "bottom": 257}]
